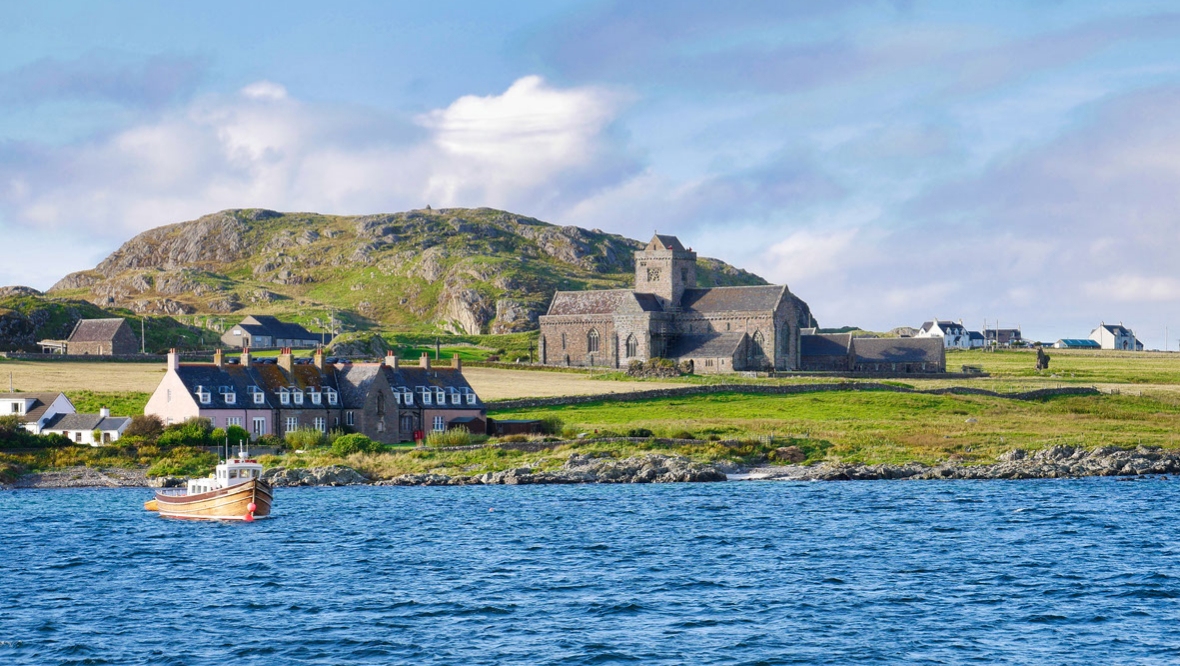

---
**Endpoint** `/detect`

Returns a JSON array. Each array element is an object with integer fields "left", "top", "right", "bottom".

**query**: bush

[
  {"left": 424, "top": 429, "right": 472, "bottom": 447},
  {"left": 669, "top": 430, "right": 697, "bottom": 441},
  {"left": 626, "top": 428, "right": 654, "bottom": 438},
  {"left": 331, "top": 433, "right": 381, "bottom": 456},
  {"left": 225, "top": 425, "right": 251, "bottom": 446},
  {"left": 157, "top": 417, "right": 213, "bottom": 448},
  {"left": 0, "top": 415, "right": 39, "bottom": 448},
  {"left": 285, "top": 427, "right": 326, "bottom": 450},
  {"left": 539, "top": 416, "right": 564, "bottom": 435},
  {"left": 146, "top": 446, "right": 218, "bottom": 478},
  {"left": 124, "top": 415, "right": 165, "bottom": 441},
  {"left": 255, "top": 434, "right": 286, "bottom": 450}
]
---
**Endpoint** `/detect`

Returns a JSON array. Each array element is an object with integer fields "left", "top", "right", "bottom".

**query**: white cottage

[
  {"left": 915, "top": 320, "right": 972, "bottom": 349},
  {"left": 41, "top": 407, "right": 132, "bottom": 446},
  {"left": 0, "top": 392, "right": 76, "bottom": 434},
  {"left": 1090, "top": 323, "right": 1143, "bottom": 351}
]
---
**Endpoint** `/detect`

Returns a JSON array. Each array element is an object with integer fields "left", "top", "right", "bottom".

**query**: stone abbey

[{"left": 538, "top": 235, "right": 817, "bottom": 373}]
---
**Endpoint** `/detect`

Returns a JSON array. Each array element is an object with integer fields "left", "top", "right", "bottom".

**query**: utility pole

[{"left": 141, "top": 317, "right": 146, "bottom": 354}]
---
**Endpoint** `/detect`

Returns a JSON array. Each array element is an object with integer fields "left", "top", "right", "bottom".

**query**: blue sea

[{"left": 2, "top": 479, "right": 1179, "bottom": 665}]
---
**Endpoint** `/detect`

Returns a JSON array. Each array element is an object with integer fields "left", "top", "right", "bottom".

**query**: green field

[{"left": 492, "top": 389, "right": 1180, "bottom": 465}]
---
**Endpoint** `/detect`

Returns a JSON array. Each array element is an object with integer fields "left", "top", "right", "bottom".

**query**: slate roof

[
  {"left": 335, "top": 365, "right": 382, "bottom": 410},
  {"left": 384, "top": 366, "right": 483, "bottom": 408},
  {"left": 68, "top": 318, "right": 127, "bottom": 343},
  {"left": 1097, "top": 324, "right": 1134, "bottom": 336},
  {"left": 968, "top": 331, "right": 985, "bottom": 341},
  {"left": 43, "top": 413, "right": 131, "bottom": 432},
  {"left": 919, "top": 320, "right": 966, "bottom": 334},
  {"left": 0, "top": 392, "right": 66, "bottom": 424},
  {"left": 852, "top": 338, "right": 944, "bottom": 364},
  {"left": 801, "top": 334, "right": 852, "bottom": 357},
  {"left": 679, "top": 286, "right": 785, "bottom": 314},
  {"left": 647, "top": 234, "right": 686, "bottom": 251},
  {"left": 236, "top": 315, "right": 318, "bottom": 340},
  {"left": 547, "top": 290, "right": 663, "bottom": 316},
  {"left": 666, "top": 332, "right": 747, "bottom": 359}
]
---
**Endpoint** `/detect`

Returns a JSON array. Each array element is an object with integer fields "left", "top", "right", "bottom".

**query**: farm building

[
  {"left": 1054, "top": 339, "right": 1101, "bottom": 349},
  {"left": 221, "top": 315, "right": 322, "bottom": 349},
  {"left": 41, "top": 318, "right": 140, "bottom": 355},
  {"left": 799, "top": 334, "right": 945, "bottom": 373}
]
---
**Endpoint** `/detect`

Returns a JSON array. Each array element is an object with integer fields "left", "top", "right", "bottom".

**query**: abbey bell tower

[{"left": 634, "top": 234, "right": 697, "bottom": 310}]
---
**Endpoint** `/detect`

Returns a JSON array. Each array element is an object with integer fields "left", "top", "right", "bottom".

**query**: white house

[
  {"left": 0, "top": 392, "right": 76, "bottom": 434},
  {"left": 915, "top": 320, "right": 972, "bottom": 349},
  {"left": 41, "top": 407, "right": 132, "bottom": 446},
  {"left": 1090, "top": 323, "right": 1143, "bottom": 351}
]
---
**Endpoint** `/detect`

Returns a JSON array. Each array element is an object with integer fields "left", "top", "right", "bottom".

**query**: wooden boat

[{"left": 146, "top": 451, "right": 272, "bottom": 521}]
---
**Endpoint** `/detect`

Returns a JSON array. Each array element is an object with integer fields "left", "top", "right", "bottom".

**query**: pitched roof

[
  {"left": 919, "top": 320, "right": 965, "bottom": 334},
  {"left": 852, "top": 338, "right": 944, "bottom": 364},
  {"left": 237, "top": 315, "right": 318, "bottom": 340},
  {"left": 336, "top": 364, "right": 382, "bottom": 409},
  {"left": 968, "top": 331, "right": 985, "bottom": 341},
  {"left": 68, "top": 318, "right": 127, "bottom": 343},
  {"left": 666, "top": 332, "right": 747, "bottom": 359},
  {"left": 547, "top": 290, "right": 662, "bottom": 316},
  {"left": 43, "top": 413, "right": 131, "bottom": 432},
  {"left": 646, "top": 234, "right": 686, "bottom": 251},
  {"left": 383, "top": 366, "right": 482, "bottom": 407},
  {"left": 1058, "top": 339, "right": 1101, "bottom": 347},
  {"left": 679, "top": 286, "right": 785, "bottom": 314},
  {"left": 1098, "top": 323, "right": 1133, "bottom": 336},
  {"left": 801, "top": 333, "right": 852, "bottom": 357},
  {"left": 0, "top": 392, "right": 67, "bottom": 424}
]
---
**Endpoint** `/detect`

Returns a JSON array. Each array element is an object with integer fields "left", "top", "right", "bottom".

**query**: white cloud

[
  {"left": 762, "top": 228, "right": 860, "bottom": 283},
  {"left": 1084, "top": 275, "right": 1180, "bottom": 303},
  {"left": 0, "top": 75, "right": 633, "bottom": 287}
]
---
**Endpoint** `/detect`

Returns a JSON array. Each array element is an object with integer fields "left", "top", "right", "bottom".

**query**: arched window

[
  {"left": 587, "top": 329, "right": 600, "bottom": 353},
  {"left": 376, "top": 392, "right": 385, "bottom": 416},
  {"left": 625, "top": 334, "right": 638, "bottom": 358},
  {"left": 561, "top": 333, "right": 567, "bottom": 350}
]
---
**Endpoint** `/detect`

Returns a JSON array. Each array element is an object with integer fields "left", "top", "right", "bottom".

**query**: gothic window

[
  {"left": 625, "top": 334, "right": 638, "bottom": 358},
  {"left": 376, "top": 392, "right": 385, "bottom": 416},
  {"left": 540, "top": 336, "right": 547, "bottom": 364},
  {"left": 587, "top": 329, "right": 600, "bottom": 353},
  {"left": 561, "top": 333, "right": 566, "bottom": 350},
  {"left": 647, "top": 268, "right": 661, "bottom": 282}
]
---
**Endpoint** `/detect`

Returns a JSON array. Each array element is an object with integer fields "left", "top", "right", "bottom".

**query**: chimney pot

[
  {"left": 385, "top": 353, "right": 399, "bottom": 369},
  {"left": 167, "top": 349, "right": 179, "bottom": 371},
  {"left": 420, "top": 353, "right": 431, "bottom": 370},
  {"left": 100, "top": 406, "right": 110, "bottom": 418}
]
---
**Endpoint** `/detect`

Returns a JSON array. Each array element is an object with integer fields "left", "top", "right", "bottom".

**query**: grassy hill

[{"left": 45, "top": 207, "right": 766, "bottom": 336}]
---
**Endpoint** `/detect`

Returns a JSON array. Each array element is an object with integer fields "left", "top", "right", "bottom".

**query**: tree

[{"left": 125, "top": 414, "right": 165, "bottom": 441}]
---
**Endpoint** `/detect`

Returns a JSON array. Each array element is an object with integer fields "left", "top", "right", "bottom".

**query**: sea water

[{"left": 1, "top": 479, "right": 1178, "bottom": 665}]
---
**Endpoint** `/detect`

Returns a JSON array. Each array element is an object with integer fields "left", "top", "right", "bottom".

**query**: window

[
  {"left": 314, "top": 417, "right": 326, "bottom": 433},
  {"left": 376, "top": 421, "right": 384, "bottom": 432},
  {"left": 252, "top": 417, "right": 266, "bottom": 436},
  {"left": 167, "top": 389, "right": 171, "bottom": 403},
  {"left": 208, "top": 416, "right": 218, "bottom": 427},
  {"left": 346, "top": 411, "right": 355, "bottom": 426},
  {"left": 420, "top": 389, "right": 432, "bottom": 406},
  {"left": 310, "top": 390, "right": 321, "bottom": 406},
  {"left": 402, "top": 389, "right": 413, "bottom": 406},
  {"left": 280, "top": 389, "right": 290, "bottom": 406},
  {"left": 75, "top": 432, "right": 82, "bottom": 442},
  {"left": 326, "top": 388, "right": 338, "bottom": 406},
  {"left": 251, "top": 387, "right": 265, "bottom": 405},
  {"left": 285, "top": 417, "right": 298, "bottom": 433},
  {"left": 587, "top": 329, "right": 600, "bottom": 353},
  {"left": 222, "top": 388, "right": 236, "bottom": 405},
  {"left": 450, "top": 390, "right": 460, "bottom": 405},
  {"left": 466, "top": 392, "right": 476, "bottom": 406},
  {"left": 394, "top": 391, "right": 402, "bottom": 405},
  {"left": 226, "top": 417, "right": 241, "bottom": 427},
  {"left": 196, "top": 386, "right": 211, "bottom": 405},
  {"left": 561, "top": 333, "right": 566, "bottom": 350},
  {"left": 334, "top": 416, "right": 339, "bottom": 427},
  {"left": 377, "top": 392, "right": 386, "bottom": 415},
  {"left": 432, "top": 416, "right": 445, "bottom": 432},
  {"left": 625, "top": 335, "right": 637, "bottom": 358},
  {"left": 293, "top": 391, "right": 304, "bottom": 406},
  {"left": 434, "top": 388, "right": 445, "bottom": 404}
]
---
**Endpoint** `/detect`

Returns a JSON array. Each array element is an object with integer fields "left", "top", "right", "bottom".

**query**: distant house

[
  {"left": 145, "top": 348, "right": 485, "bottom": 443},
  {"left": 1054, "top": 339, "right": 1101, "bottom": 349},
  {"left": 984, "top": 328, "right": 1023, "bottom": 346},
  {"left": 0, "top": 392, "right": 76, "bottom": 434},
  {"left": 799, "top": 334, "right": 946, "bottom": 373},
  {"left": 41, "top": 407, "right": 131, "bottom": 446},
  {"left": 1090, "top": 323, "right": 1144, "bottom": 351},
  {"left": 47, "top": 318, "right": 140, "bottom": 355},
  {"left": 967, "top": 331, "right": 986, "bottom": 349},
  {"left": 221, "top": 315, "right": 322, "bottom": 349},
  {"left": 915, "top": 320, "right": 971, "bottom": 349},
  {"left": 889, "top": 326, "right": 918, "bottom": 338}
]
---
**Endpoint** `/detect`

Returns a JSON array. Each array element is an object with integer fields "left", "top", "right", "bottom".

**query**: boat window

[{"left": 229, "top": 470, "right": 238, "bottom": 479}]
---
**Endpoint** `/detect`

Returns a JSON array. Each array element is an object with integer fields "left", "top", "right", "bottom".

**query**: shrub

[
  {"left": 255, "top": 434, "right": 286, "bottom": 450},
  {"left": 124, "top": 415, "right": 165, "bottom": 441},
  {"left": 539, "top": 416, "right": 564, "bottom": 435},
  {"left": 331, "top": 433, "right": 381, "bottom": 456},
  {"left": 146, "top": 446, "right": 218, "bottom": 478},
  {"left": 0, "top": 415, "right": 39, "bottom": 448},
  {"left": 626, "top": 428, "right": 654, "bottom": 438},
  {"left": 225, "top": 425, "right": 251, "bottom": 446},
  {"left": 285, "top": 427, "right": 326, "bottom": 450},
  {"left": 211, "top": 427, "right": 226, "bottom": 443},
  {"left": 158, "top": 417, "right": 213, "bottom": 448},
  {"left": 669, "top": 430, "right": 697, "bottom": 441},
  {"left": 424, "top": 429, "right": 472, "bottom": 447}
]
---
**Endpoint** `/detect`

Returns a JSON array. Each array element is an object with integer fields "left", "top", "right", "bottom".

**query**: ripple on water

[{"left": 2, "top": 479, "right": 1180, "bottom": 664}]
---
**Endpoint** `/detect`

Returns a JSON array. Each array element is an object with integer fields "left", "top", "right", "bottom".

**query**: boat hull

[{"left": 153, "top": 479, "right": 273, "bottom": 521}]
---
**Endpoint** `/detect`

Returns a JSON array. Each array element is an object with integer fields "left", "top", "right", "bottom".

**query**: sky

[{"left": 3, "top": 1, "right": 1180, "bottom": 346}]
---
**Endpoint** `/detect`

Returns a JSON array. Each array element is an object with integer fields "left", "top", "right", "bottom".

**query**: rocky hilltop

[{"left": 47, "top": 207, "right": 765, "bottom": 334}]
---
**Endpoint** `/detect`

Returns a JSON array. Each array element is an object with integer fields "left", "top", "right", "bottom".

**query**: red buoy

[
  {"left": 244, "top": 512, "right": 254, "bottom": 522},
  {"left": 247, "top": 502, "right": 257, "bottom": 513}
]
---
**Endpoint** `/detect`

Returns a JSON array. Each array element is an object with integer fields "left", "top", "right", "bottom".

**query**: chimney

[
  {"left": 385, "top": 351, "right": 398, "bottom": 369},
  {"left": 241, "top": 346, "right": 251, "bottom": 367},
  {"left": 167, "top": 348, "right": 179, "bottom": 371},
  {"left": 314, "top": 347, "right": 324, "bottom": 371},
  {"left": 420, "top": 353, "right": 431, "bottom": 370},
  {"left": 452, "top": 354, "right": 461, "bottom": 370},
  {"left": 278, "top": 347, "right": 293, "bottom": 373},
  {"left": 100, "top": 406, "right": 110, "bottom": 419},
  {"left": 214, "top": 348, "right": 224, "bottom": 369}
]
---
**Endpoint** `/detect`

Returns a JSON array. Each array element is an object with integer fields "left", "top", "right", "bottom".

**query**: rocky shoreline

[{"left": 4, "top": 446, "right": 1179, "bottom": 489}]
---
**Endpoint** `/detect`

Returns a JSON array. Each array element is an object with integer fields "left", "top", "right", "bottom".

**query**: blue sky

[{"left": 3, "top": 1, "right": 1180, "bottom": 345}]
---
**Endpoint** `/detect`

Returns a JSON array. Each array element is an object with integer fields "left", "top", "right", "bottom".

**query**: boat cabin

[{"left": 186, "top": 457, "right": 265, "bottom": 495}]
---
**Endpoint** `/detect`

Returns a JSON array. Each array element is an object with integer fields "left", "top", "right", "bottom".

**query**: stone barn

[{"left": 66, "top": 318, "right": 139, "bottom": 355}]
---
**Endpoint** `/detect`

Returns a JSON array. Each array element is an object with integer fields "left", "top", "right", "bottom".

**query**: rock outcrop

[
  {"left": 262, "top": 465, "right": 369, "bottom": 486},
  {"left": 740, "top": 445, "right": 1180, "bottom": 481},
  {"left": 375, "top": 453, "right": 727, "bottom": 486}
]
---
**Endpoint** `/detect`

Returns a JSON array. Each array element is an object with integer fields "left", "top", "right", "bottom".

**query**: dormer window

[
  {"left": 250, "top": 386, "right": 265, "bottom": 405},
  {"left": 195, "top": 385, "right": 211, "bottom": 405},
  {"left": 402, "top": 388, "right": 413, "bottom": 406},
  {"left": 221, "top": 386, "right": 236, "bottom": 405},
  {"left": 280, "top": 388, "right": 291, "bottom": 405},
  {"left": 325, "top": 388, "right": 338, "bottom": 406},
  {"left": 419, "top": 387, "right": 432, "bottom": 405},
  {"left": 293, "top": 390, "right": 304, "bottom": 406},
  {"left": 465, "top": 389, "right": 476, "bottom": 406},
  {"left": 448, "top": 388, "right": 460, "bottom": 405},
  {"left": 310, "top": 390, "right": 322, "bottom": 406},
  {"left": 435, "top": 388, "right": 445, "bottom": 404}
]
